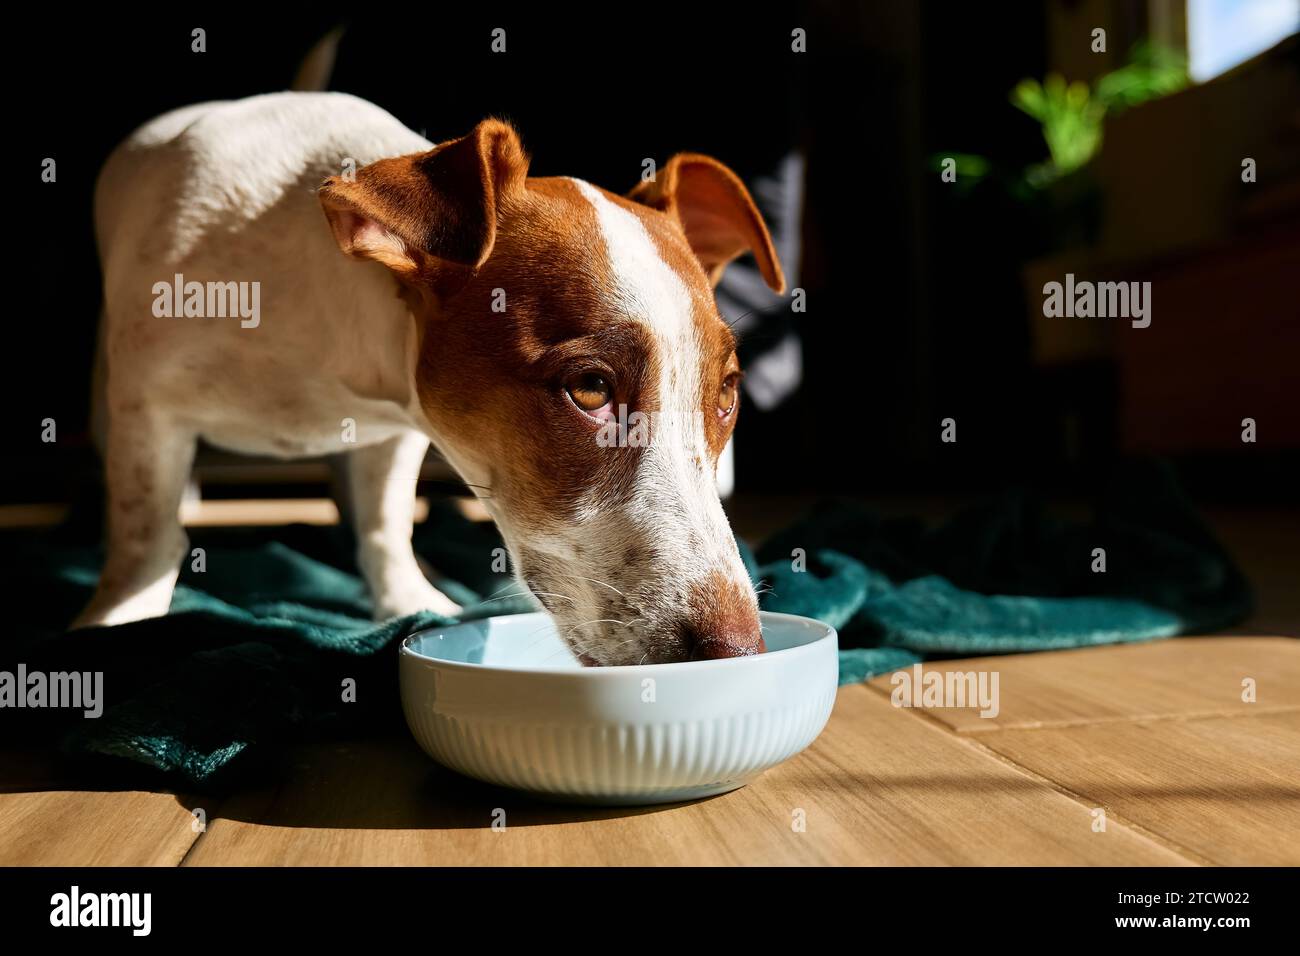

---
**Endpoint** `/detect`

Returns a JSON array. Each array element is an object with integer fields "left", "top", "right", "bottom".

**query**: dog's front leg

[
  {"left": 343, "top": 432, "right": 462, "bottom": 620},
  {"left": 73, "top": 413, "right": 196, "bottom": 629}
]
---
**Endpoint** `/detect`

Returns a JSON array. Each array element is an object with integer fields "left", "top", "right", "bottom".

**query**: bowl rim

[{"left": 399, "top": 610, "right": 837, "bottom": 678}]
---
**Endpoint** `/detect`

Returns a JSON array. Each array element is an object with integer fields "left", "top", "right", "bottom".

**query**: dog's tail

[{"left": 292, "top": 24, "right": 346, "bottom": 92}]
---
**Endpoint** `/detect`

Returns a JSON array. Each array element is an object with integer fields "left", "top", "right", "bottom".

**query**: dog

[{"left": 76, "top": 92, "right": 785, "bottom": 665}]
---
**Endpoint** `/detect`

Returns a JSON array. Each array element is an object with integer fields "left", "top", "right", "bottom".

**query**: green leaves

[
  {"left": 1011, "top": 74, "right": 1105, "bottom": 178},
  {"left": 1094, "top": 41, "right": 1190, "bottom": 112},
  {"left": 1006, "top": 42, "right": 1190, "bottom": 187}
]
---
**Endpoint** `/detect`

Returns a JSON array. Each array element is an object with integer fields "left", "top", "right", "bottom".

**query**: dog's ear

[
  {"left": 318, "top": 118, "right": 528, "bottom": 281},
  {"left": 628, "top": 153, "right": 785, "bottom": 293}
]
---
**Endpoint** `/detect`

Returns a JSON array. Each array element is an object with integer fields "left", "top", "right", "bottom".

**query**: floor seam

[
  {"left": 176, "top": 789, "right": 236, "bottom": 867},
  {"left": 952, "top": 704, "right": 1300, "bottom": 733}
]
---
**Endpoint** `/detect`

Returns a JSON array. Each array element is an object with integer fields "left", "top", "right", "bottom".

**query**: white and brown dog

[{"left": 77, "top": 92, "right": 785, "bottom": 664}]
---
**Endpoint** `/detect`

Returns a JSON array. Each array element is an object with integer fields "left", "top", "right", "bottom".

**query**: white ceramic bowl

[{"left": 399, "top": 611, "right": 839, "bottom": 805}]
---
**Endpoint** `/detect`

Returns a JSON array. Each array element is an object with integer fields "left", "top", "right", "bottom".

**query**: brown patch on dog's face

[
  {"left": 413, "top": 178, "right": 658, "bottom": 532},
  {"left": 320, "top": 124, "right": 783, "bottom": 664},
  {"left": 412, "top": 177, "right": 746, "bottom": 530}
]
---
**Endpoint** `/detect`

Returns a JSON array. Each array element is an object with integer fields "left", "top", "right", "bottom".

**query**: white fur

[{"left": 77, "top": 92, "right": 457, "bottom": 627}]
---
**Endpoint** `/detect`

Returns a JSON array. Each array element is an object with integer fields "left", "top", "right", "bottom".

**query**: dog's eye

[
  {"left": 718, "top": 373, "right": 740, "bottom": 418},
  {"left": 566, "top": 372, "right": 613, "bottom": 413}
]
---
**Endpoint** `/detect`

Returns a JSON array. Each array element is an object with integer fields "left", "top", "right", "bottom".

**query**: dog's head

[{"left": 319, "top": 119, "right": 784, "bottom": 665}]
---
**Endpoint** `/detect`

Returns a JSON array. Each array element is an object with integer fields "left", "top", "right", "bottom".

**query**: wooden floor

[
  {"left": 1, "top": 636, "right": 1296, "bottom": 866},
  {"left": 2, "top": 503, "right": 1297, "bottom": 865}
]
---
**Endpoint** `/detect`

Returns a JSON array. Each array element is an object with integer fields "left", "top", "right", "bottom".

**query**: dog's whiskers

[
  {"left": 554, "top": 573, "right": 628, "bottom": 599},
  {"left": 564, "top": 618, "right": 631, "bottom": 636},
  {"left": 478, "top": 587, "right": 576, "bottom": 607}
]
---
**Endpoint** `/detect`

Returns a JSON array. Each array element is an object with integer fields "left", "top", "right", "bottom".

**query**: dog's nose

[
  {"left": 686, "top": 624, "right": 766, "bottom": 660},
  {"left": 682, "top": 573, "right": 765, "bottom": 660}
]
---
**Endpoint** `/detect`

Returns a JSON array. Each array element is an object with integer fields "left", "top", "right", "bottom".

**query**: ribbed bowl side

[{"left": 402, "top": 686, "right": 838, "bottom": 799}]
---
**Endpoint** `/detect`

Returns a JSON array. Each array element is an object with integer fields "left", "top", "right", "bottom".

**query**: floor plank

[
  {"left": 183, "top": 686, "right": 1189, "bottom": 866},
  {"left": 973, "top": 710, "right": 1300, "bottom": 866},
  {"left": 866, "top": 636, "right": 1299, "bottom": 733},
  {"left": 0, "top": 751, "right": 206, "bottom": 867},
  {"left": 0, "top": 788, "right": 202, "bottom": 867}
]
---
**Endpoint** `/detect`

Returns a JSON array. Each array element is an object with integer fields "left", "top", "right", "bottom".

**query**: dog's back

[
  {"left": 96, "top": 92, "right": 430, "bottom": 274},
  {"left": 93, "top": 92, "right": 433, "bottom": 459}
]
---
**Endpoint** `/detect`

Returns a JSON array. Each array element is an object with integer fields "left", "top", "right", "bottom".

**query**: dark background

[{"left": 8, "top": 2, "right": 1299, "bottom": 510}]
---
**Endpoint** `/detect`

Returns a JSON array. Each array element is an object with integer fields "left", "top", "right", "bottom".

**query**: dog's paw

[
  {"left": 71, "top": 589, "right": 175, "bottom": 630},
  {"left": 372, "top": 580, "right": 462, "bottom": 620}
]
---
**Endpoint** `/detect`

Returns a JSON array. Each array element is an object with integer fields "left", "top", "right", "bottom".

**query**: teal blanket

[{"left": 0, "top": 461, "right": 1250, "bottom": 788}]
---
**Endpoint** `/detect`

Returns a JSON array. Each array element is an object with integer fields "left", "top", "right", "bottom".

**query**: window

[{"left": 1186, "top": 0, "right": 1299, "bottom": 81}]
